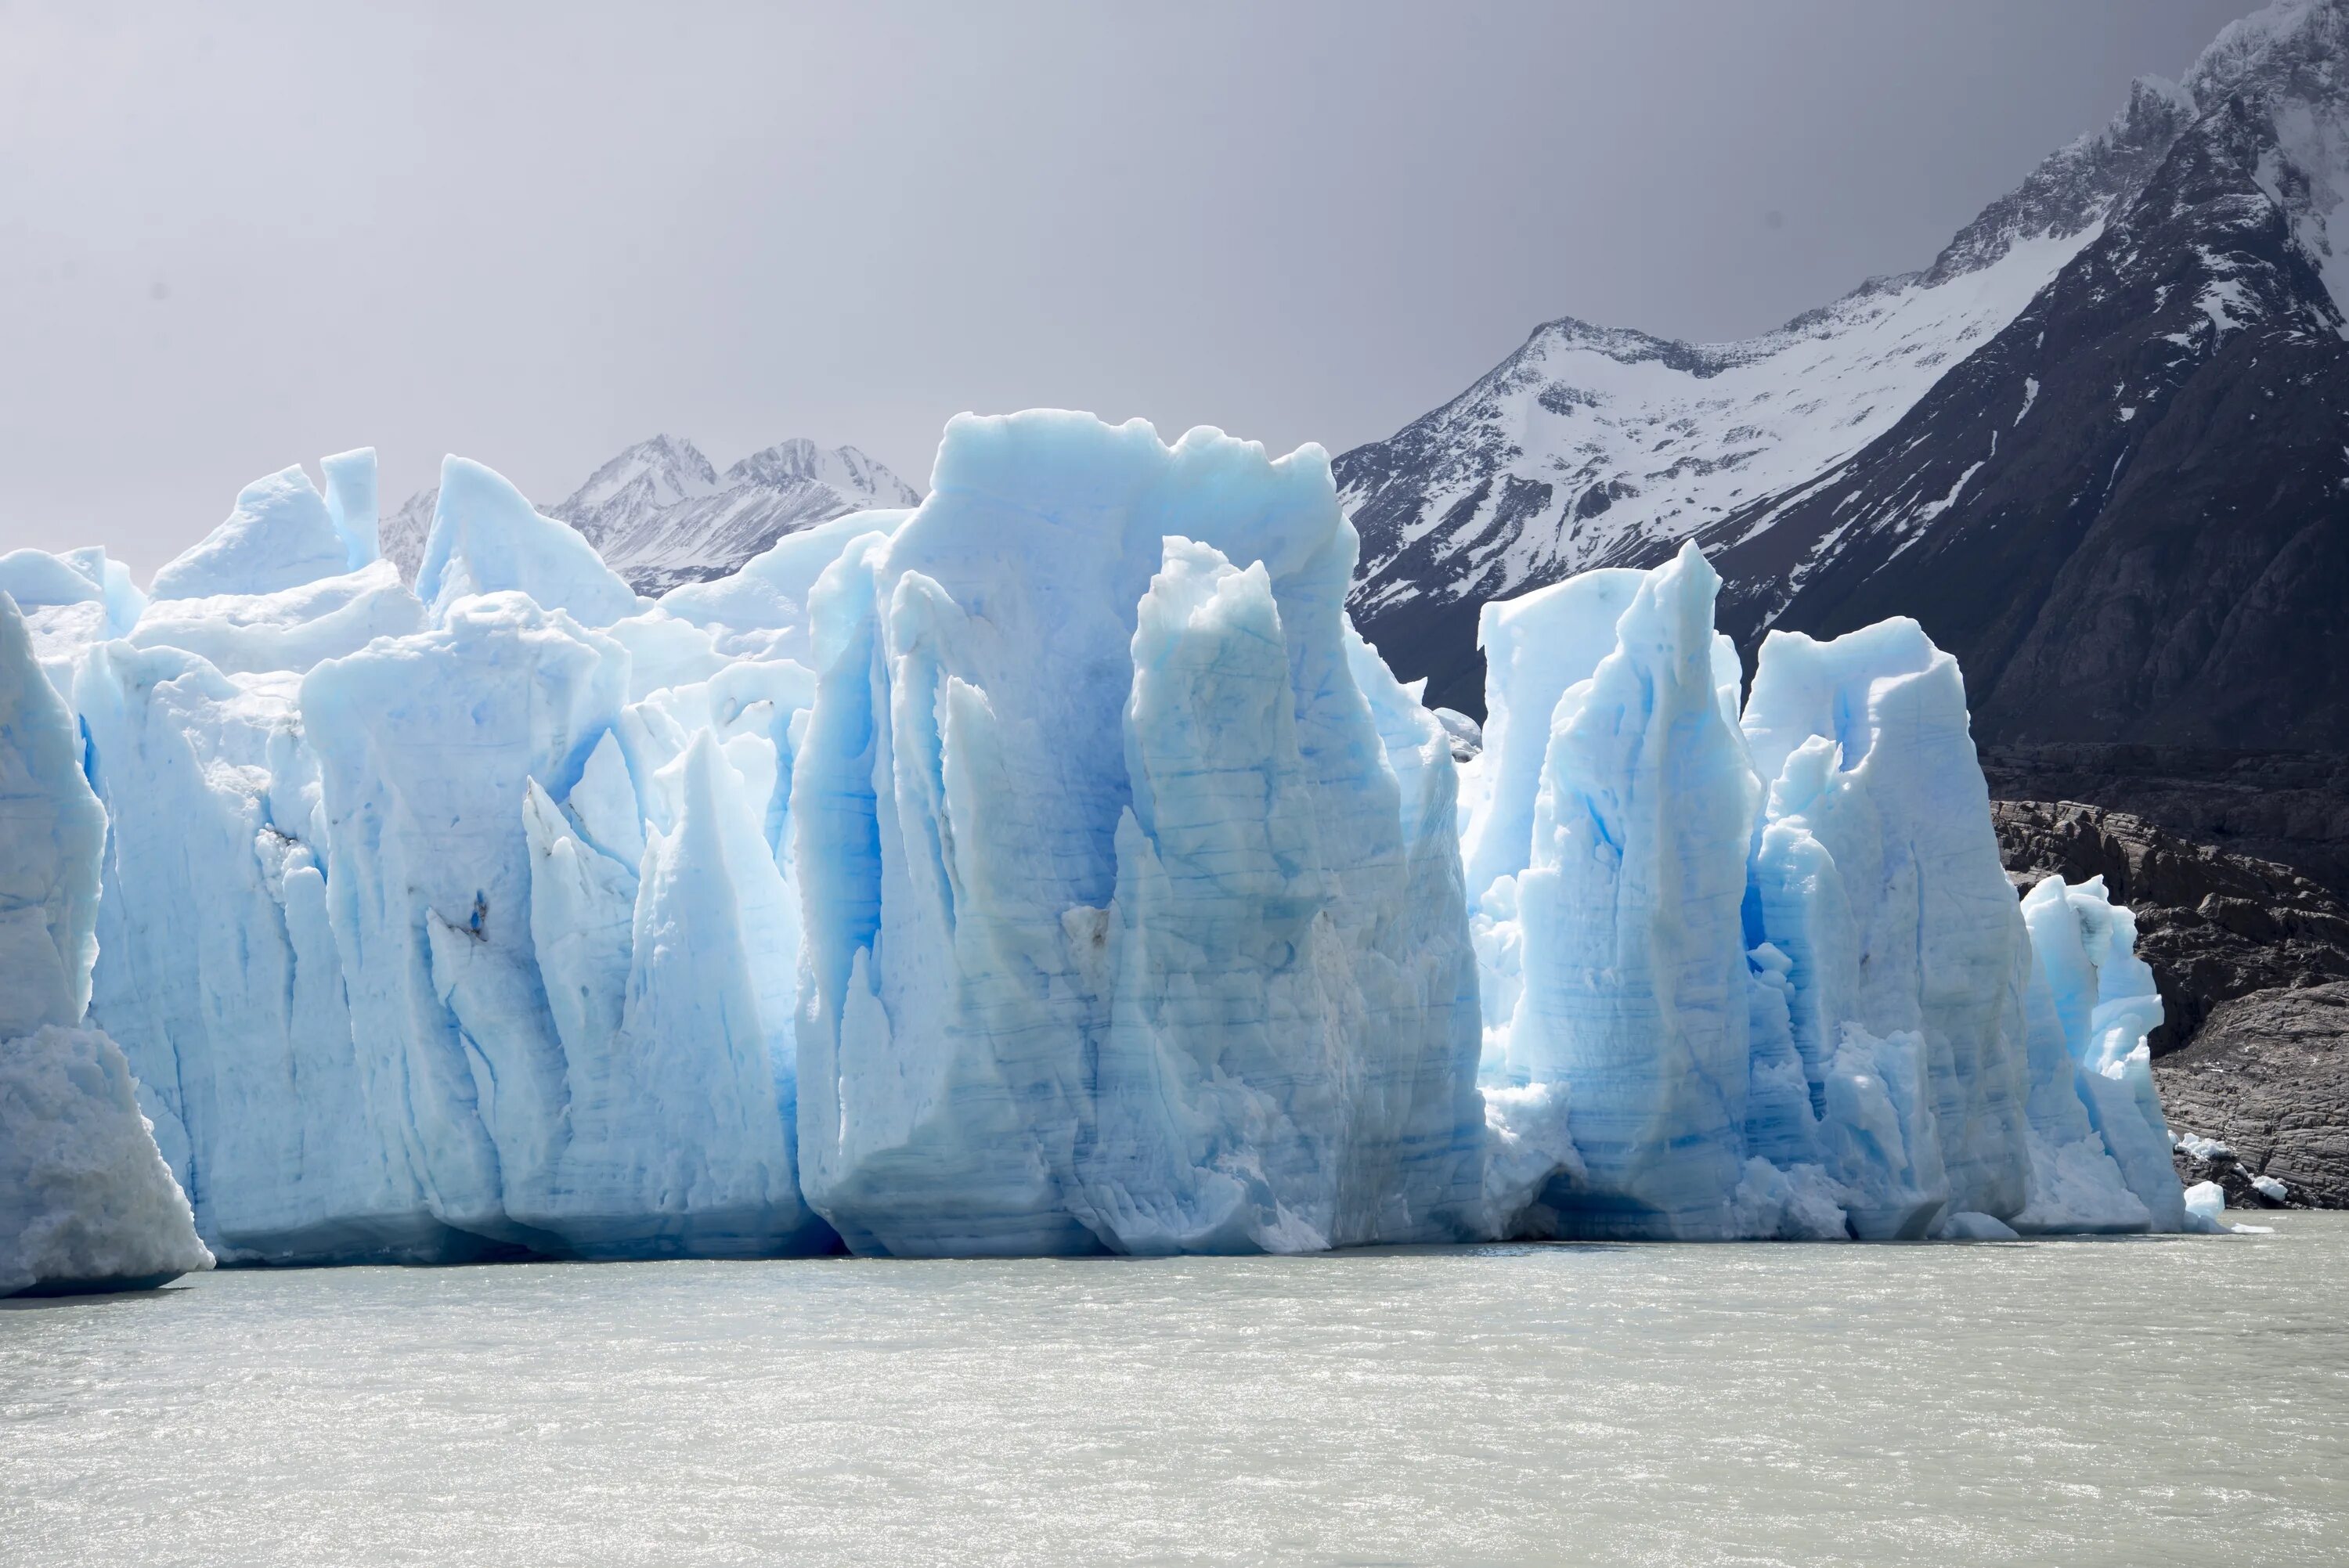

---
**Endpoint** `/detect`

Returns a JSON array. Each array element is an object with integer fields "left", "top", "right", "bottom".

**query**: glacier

[
  {"left": 0, "top": 411, "right": 2196, "bottom": 1272},
  {"left": 792, "top": 414, "right": 1485, "bottom": 1256},
  {"left": 2, "top": 591, "right": 212, "bottom": 1296},
  {"left": 1461, "top": 542, "right": 2187, "bottom": 1242}
]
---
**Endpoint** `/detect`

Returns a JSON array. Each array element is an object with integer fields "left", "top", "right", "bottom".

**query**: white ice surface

[
  {"left": 5, "top": 430, "right": 2214, "bottom": 1262},
  {"left": 795, "top": 412, "right": 1485, "bottom": 1256},
  {"left": 0, "top": 1026, "right": 214, "bottom": 1296},
  {"left": 1, "top": 592, "right": 209, "bottom": 1296}
]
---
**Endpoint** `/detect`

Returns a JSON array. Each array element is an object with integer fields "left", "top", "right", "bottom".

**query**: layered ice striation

[
  {"left": 1, "top": 592, "right": 211, "bottom": 1296},
  {"left": 794, "top": 413, "right": 1485, "bottom": 1256},
  {"left": 1463, "top": 544, "right": 2189, "bottom": 1239},
  {"left": 62, "top": 448, "right": 846, "bottom": 1262},
  {"left": 2, "top": 412, "right": 2194, "bottom": 1263}
]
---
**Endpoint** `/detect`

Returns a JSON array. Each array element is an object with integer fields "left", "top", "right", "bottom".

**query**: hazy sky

[{"left": 1, "top": 0, "right": 2253, "bottom": 573}]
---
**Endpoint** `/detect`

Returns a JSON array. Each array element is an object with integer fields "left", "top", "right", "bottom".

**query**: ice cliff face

[
  {"left": 793, "top": 413, "right": 1485, "bottom": 1256},
  {"left": 2, "top": 413, "right": 2191, "bottom": 1262},
  {"left": 0, "top": 592, "right": 212, "bottom": 1296},
  {"left": 1463, "top": 545, "right": 2185, "bottom": 1242},
  {"left": 67, "top": 450, "right": 850, "bottom": 1262}
]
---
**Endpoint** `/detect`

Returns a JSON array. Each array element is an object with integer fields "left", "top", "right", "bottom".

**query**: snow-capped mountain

[
  {"left": 1344, "top": 0, "right": 2349, "bottom": 749},
  {"left": 377, "top": 485, "right": 437, "bottom": 584},
  {"left": 377, "top": 436, "right": 921, "bottom": 596},
  {"left": 550, "top": 434, "right": 721, "bottom": 553},
  {"left": 562, "top": 437, "right": 921, "bottom": 596}
]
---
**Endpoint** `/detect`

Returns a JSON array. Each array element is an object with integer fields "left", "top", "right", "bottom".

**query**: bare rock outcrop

[{"left": 1994, "top": 798, "right": 2349, "bottom": 1208}]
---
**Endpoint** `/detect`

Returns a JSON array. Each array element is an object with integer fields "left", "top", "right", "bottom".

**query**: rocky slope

[
  {"left": 1995, "top": 798, "right": 2349, "bottom": 1206},
  {"left": 1983, "top": 744, "right": 2349, "bottom": 898}
]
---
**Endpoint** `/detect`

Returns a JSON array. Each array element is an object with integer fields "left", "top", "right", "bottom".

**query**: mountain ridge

[
  {"left": 376, "top": 434, "right": 921, "bottom": 594},
  {"left": 1340, "top": 0, "right": 2349, "bottom": 734}
]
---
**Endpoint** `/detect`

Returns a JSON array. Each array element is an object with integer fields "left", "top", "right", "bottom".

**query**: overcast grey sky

[{"left": 0, "top": 0, "right": 2253, "bottom": 573}]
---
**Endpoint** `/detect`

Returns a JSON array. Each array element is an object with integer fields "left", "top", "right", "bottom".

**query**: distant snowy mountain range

[
  {"left": 1343, "top": 0, "right": 2349, "bottom": 755},
  {"left": 380, "top": 436, "right": 921, "bottom": 596}
]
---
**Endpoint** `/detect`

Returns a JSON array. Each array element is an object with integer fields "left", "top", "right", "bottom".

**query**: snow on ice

[{"left": 0, "top": 412, "right": 2193, "bottom": 1265}]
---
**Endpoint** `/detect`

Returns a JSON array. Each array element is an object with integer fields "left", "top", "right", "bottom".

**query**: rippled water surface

[{"left": 5, "top": 1216, "right": 2346, "bottom": 1566}]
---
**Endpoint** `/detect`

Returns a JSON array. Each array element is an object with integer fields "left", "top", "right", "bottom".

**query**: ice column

[
  {"left": 2017, "top": 876, "right": 2187, "bottom": 1231},
  {"left": 0, "top": 592, "right": 211, "bottom": 1296},
  {"left": 1492, "top": 543, "right": 1762, "bottom": 1239},
  {"left": 1741, "top": 619, "right": 2039, "bottom": 1232},
  {"left": 794, "top": 412, "right": 1485, "bottom": 1256}
]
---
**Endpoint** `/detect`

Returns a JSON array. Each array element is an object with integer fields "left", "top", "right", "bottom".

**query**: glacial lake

[{"left": 5, "top": 1216, "right": 2345, "bottom": 1567}]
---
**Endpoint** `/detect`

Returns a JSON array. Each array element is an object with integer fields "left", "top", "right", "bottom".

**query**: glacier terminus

[{"left": 0, "top": 409, "right": 2215, "bottom": 1291}]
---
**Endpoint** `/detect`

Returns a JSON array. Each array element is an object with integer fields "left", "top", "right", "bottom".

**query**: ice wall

[
  {"left": 5, "top": 420, "right": 2202, "bottom": 1265},
  {"left": 65, "top": 452, "right": 857, "bottom": 1262},
  {"left": 2016, "top": 876, "right": 2186, "bottom": 1231},
  {"left": 0, "top": 592, "right": 212, "bottom": 1296},
  {"left": 794, "top": 413, "right": 1485, "bottom": 1256},
  {"left": 1462, "top": 555, "right": 2188, "bottom": 1240},
  {"left": 1485, "top": 546, "right": 1760, "bottom": 1238},
  {"left": 0, "top": 593, "right": 106, "bottom": 1039}
]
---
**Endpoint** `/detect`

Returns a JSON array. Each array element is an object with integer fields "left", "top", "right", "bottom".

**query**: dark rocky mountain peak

[{"left": 1344, "top": 0, "right": 2349, "bottom": 727}]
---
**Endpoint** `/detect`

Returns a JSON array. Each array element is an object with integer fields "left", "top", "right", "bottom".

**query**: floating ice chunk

[
  {"left": 2253, "top": 1173, "right": 2288, "bottom": 1203},
  {"left": 0, "top": 1026, "right": 214, "bottom": 1297},
  {"left": 414, "top": 456, "right": 643, "bottom": 629},
  {"left": 0, "top": 594, "right": 106, "bottom": 1040},
  {"left": 131, "top": 560, "right": 424, "bottom": 676},
  {"left": 320, "top": 448, "right": 380, "bottom": 571},
  {"left": 150, "top": 465, "right": 350, "bottom": 600},
  {"left": 2183, "top": 1179, "right": 2230, "bottom": 1232},
  {"left": 1937, "top": 1210, "right": 2022, "bottom": 1241}
]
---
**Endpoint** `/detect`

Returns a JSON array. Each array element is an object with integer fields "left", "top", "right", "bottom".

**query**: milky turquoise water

[{"left": 5, "top": 1215, "right": 2345, "bottom": 1566}]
